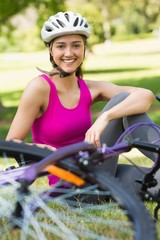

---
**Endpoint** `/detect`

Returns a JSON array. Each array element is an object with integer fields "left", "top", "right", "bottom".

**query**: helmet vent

[
  {"left": 84, "top": 23, "right": 89, "bottom": 28},
  {"left": 74, "top": 17, "right": 79, "bottom": 27},
  {"left": 46, "top": 27, "right": 52, "bottom": 32},
  {"left": 64, "top": 13, "right": 69, "bottom": 21},
  {"left": 56, "top": 19, "right": 65, "bottom": 28},
  {"left": 51, "top": 22, "right": 60, "bottom": 29},
  {"left": 80, "top": 19, "right": 83, "bottom": 26}
]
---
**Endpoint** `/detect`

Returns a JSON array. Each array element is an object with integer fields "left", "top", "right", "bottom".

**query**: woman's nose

[{"left": 64, "top": 47, "right": 73, "bottom": 56}]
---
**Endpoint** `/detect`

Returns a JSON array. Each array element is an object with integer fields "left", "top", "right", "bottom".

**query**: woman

[{"left": 6, "top": 11, "right": 157, "bottom": 192}]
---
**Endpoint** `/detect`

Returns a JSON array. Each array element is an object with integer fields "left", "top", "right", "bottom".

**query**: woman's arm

[
  {"left": 85, "top": 80, "right": 155, "bottom": 147},
  {"left": 6, "top": 77, "right": 56, "bottom": 151},
  {"left": 6, "top": 78, "right": 44, "bottom": 141},
  {"left": 100, "top": 83, "right": 154, "bottom": 119}
]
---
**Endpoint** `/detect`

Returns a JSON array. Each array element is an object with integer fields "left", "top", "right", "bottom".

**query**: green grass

[
  {"left": 1, "top": 38, "right": 160, "bottom": 139},
  {"left": 0, "top": 38, "right": 160, "bottom": 238},
  {"left": 0, "top": 174, "right": 152, "bottom": 240}
]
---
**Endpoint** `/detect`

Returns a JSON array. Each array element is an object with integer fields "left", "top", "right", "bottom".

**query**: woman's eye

[
  {"left": 56, "top": 45, "right": 65, "bottom": 49},
  {"left": 55, "top": 44, "right": 65, "bottom": 49},
  {"left": 73, "top": 44, "right": 80, "bottom": 48}
]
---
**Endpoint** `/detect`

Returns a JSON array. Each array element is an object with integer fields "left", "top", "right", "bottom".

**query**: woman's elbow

[
  {"left": 143, "top": 89, "right": 155, "bottom": 110},
  {"left": 146, "top": 89, "right": 155, "bottom": 103}
]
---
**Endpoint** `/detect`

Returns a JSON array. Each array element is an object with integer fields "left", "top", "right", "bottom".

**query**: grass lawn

[
  {"left": 1, "top": 38, "right": 160, "bottom": 138},
  {"left": 0, "top": 37, "right": 160, "bottom": 238}
]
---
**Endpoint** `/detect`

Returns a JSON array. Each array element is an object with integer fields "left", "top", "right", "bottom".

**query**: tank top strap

[
  {"left": 78, "top": 77, "right": 92, "bottom": 104},
  {"left": 39, "top": 74, "right": 92, "bottom": 106},
  {"left": 39, "top": 74, "right": 56, "bottom": 88},
  {"left": 39, "top": 74, "right": 59, "bottom": 99}
]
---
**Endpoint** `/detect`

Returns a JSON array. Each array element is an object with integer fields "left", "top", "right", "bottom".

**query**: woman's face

[{"left": 50, "top": 34, "right": 85, "bottom": 73}]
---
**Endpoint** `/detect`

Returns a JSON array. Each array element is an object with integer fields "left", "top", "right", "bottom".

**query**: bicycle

[{"left": 0, "top": 122, "right": 160, "bottom": 240}]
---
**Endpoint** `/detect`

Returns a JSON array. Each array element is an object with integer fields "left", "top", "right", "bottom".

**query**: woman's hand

[
  {"left": 84, "top": 113, "right": 108, "bottom": 148},
  {"left": 35, "top": 143, "right": 57, "bottom": 151}
]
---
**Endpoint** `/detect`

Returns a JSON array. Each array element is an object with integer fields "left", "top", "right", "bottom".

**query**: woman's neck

[{"left": 51, "top": 72, "right": 78, "bottom": 91}]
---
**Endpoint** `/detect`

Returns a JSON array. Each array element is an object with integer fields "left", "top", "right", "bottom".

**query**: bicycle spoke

[{"left": 0, "top": 139, "right": 156, "bottom": 240}]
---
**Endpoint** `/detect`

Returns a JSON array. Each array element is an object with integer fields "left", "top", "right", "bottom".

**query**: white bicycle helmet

[{"left": 41, "top": 11, "right": 91, "bottom": 43}]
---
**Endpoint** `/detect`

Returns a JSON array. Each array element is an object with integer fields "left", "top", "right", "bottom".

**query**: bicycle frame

[
  {"left": 1, "top": 138, "right": 160, "bottom": 192},
  {"left": 1, "top": 122, "right": 160, "bottom": 220}
]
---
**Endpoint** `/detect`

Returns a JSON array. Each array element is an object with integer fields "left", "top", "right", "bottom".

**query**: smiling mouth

[{"left": 62, "top": 59, "right": 76, "bottom": 63}]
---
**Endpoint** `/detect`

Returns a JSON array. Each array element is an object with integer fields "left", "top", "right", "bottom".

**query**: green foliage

[
  {"left": 66, "top": 1, "right": 105, "bottom": 49},
  {"left": 1, "top": 0, "right": 160, "bottom": 52},
  {"left": 124, "top": 12, "right": 148, "bottom": 34},
  {"left": 112, "top": 32, "right": 153, "bottom": 42},
  {"left": 109, "top": 0, "right": 160, "bottom": 38},
  {"left": 0, "top": 0, "right": 66, "bottom": 52},
  {"left": 35, "top": 0, "right": 66, "bottom": 31},
  {"left": 0, "top": 0, "right": 65, "bottom": 24},
  {"left": 0, "top": 0, "right": 30, "bottom": 23}
]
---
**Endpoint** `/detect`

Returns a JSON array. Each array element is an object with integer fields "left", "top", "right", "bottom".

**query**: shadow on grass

[
  {"left": 0, "top": 75, "right": 159, "bottom": 138},
  {"left": 84, "top": 67, "right": 149, "bottom": 75},
  {"left": 0, "top": 105, "right": 18, "bottom": 139},
  {"left": 105, "top": 51, "right": 160, "bottom": 57},
  {"left": 91, "top": 75, "right": 160, "bottom": 124},
  {"left": 1, "top": 90, "right": 22, "bottom": 103},
  {"left": 112, "top": 75, "right": 160, "bottom": 94},
  {"left": 0, "top": 90, "right": 22, "bottom": 121},
  {"left": 0, "top": 90, "right": 23, "bottom": 138}
]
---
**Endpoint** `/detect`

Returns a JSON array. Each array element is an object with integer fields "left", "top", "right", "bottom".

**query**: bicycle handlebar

[
  {"left": 132, "top": 140, "right": 160, "bottom": 153},
  {"left": 0, "top": 137, "right": 160, "bottom": 188},
  {"left": 24, "top": 141, "right": 96, "bottom": 182},
  {"left": 23, "top": 139, "right": 160, "bottom": 184}
]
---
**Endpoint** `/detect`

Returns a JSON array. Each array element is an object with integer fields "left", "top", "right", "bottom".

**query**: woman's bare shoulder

[
  {"left": 26, "top": 75, "right": 50, "bottom": 94},
  {"left": 85, "top": 79, "right": 110, "bottom": 86},
  {"left": 84, "top": 79, "right": 123, "bottom": 101},
  {"left": 84, "top": 79, "right": 114, "bottom": 93}
]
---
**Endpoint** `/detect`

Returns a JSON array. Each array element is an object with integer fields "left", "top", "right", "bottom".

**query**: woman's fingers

[{"left": 85, "top": 132, "right": 101, "bottom": 148}]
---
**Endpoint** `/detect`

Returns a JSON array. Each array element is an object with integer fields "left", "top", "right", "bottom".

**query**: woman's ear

[
  {"left": 49, "top": 41, "right": 54, "bottom": 55},
  {"left": 83, "top": 46, "right": 86, "bottom": 59},
  {"left": 49, "top": 46, "right": 52, "bottom": 55}
]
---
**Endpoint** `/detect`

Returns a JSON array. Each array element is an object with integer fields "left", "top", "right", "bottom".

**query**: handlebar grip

[{"left": 132, "top": 140, "right": 160, "bottom": 153}]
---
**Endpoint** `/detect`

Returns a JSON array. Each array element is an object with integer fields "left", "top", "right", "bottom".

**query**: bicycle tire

[
  {"left": 0, "top": 140, "right": 156, "bottom": 240},
  {"left": 0, "top": 139, "right": 52, "bottom": 167},
  {"left": 93, "top": 170, "right": 156, "bottom": 240},
  {"left": 28, "top": 170, "right": 156, "bottom": 240}
]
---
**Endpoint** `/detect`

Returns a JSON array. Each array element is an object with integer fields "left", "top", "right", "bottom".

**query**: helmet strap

[
  {"left": 36, "top": 66, "right": 73, "bottom": 78},
  {"left": 52, "top": 62, "right": 74, "bottom": 78}
]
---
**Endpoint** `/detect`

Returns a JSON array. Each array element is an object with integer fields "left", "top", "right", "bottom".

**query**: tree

[
  {"left": 66, "top": 0, "right": 106, "bottom": 46},
  {"left": 0, "top": 0, "right": 65, "bottom": 24},
  {"left": 0, "top": 0, "right": 31, "bottom": 23},
  {"left": 82, "top": 0, "right": 160, "bottom": 37},
  {"left": 0, "top": 0, "right": 66, "bottom": 52}
]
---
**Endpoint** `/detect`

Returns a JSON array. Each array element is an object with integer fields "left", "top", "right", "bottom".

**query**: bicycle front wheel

[
  {"left": 0, "top": 140, "right": 156, "bottom": 240},
  {"left": 0, "top": 173, "right": 156, "bottom": 240},
  {"left": 93, "top": 170, "right": 156, "bottom": 240}
]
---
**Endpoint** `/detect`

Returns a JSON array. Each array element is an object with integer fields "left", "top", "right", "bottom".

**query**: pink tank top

[
  {"left": 32, "top": 74, "right": 92, "bottom": 148},
  {"left": 32, "top": 74, "right": 92, "bottom": 186}
]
